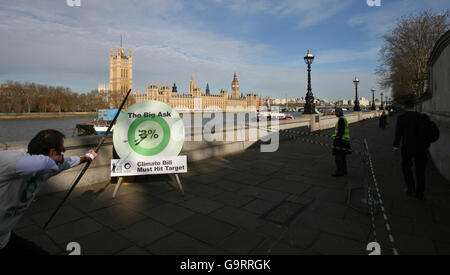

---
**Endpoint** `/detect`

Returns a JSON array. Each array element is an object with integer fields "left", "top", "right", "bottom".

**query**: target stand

[{"left": 110, "top": 100, "right": 187, "bottom": 199}]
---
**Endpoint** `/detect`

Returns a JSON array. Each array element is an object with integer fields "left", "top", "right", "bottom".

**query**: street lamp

[
  {"left": 353, "top": 76, "right": 361, "bottom": 112},
  {"left": 303, "top": 49, "right": 315, "bottom": 114},
  {"left": 371, "top": 87, "right": 376, "bottom": 111},
  {"left": 380, "top": 92, "right": 384, "bottom": 110}
]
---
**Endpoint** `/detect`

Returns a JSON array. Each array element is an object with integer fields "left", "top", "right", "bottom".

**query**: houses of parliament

[{"left": 104, "top": 45, "right": 260, "bottom": 111}]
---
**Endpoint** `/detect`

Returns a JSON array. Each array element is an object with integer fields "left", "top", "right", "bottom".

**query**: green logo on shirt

[{"left": 20, "top": 177, "right": 37, "bottom": 203}]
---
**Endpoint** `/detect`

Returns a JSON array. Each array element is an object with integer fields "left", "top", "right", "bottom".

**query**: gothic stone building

[
  {"left": 109, "top": 46, "right": 133, "bottom": 108},
  {"left": 108, "top": 45, "right": 259, "bottom": 111},
  {"left": 134, "top": 72, "right": 260, "bottom": 111}
]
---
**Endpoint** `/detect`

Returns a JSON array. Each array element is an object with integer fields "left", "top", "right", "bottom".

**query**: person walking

[
  {"left": 0, "top": 129, "right": 97, "bottom": 255},
  {"left": 379, "top": 111, "right": 388, "bottom": 129},
  {"left": 332, "top": 108, "right": 351, "bottom": 177},
  {"left": 393, "top": 97, "right": 439, "bottom": 200}
]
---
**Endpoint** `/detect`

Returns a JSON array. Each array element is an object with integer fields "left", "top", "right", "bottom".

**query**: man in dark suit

[{"left": 393, "top": 98, "right": 428, "bottom": 200}]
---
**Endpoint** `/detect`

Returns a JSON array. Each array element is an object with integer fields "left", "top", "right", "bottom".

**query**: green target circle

[{"left": 127, "top": 115, "right": 171, "bottom": 156}]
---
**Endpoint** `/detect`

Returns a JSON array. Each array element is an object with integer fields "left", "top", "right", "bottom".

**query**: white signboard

[{"left": 111, "top": 156, "right": 187, "bottom": 177}]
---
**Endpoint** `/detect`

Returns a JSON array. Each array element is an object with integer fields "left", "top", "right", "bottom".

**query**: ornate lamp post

[
  {"left": 303, "top": 49, "right": 315, "bottom": 114},
  {"left": 371, "top": 87, "right": 376, "bottom": 111},
  {"left": 380, "top": 92, "right": 384, "bottom": 110},
  {"left": 353, "top": 76, "right": 361, "bottom": 111}
]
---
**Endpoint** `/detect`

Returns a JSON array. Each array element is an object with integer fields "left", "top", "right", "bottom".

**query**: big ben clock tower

[{"left": 232, "top": 72, "right": 239, "bottom": 99}]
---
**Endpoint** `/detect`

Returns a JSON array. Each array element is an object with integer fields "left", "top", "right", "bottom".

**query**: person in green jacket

[{"left": 332, "top": 108, "right": 351, "bottom": 177}]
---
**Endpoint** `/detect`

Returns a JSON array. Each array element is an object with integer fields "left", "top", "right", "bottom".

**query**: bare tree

[
  {"left": 377, "top": 10, "right": 449, "bottom": 105},
  {"left": 1, "top": 80, "right": 120, "bottom": 112}
]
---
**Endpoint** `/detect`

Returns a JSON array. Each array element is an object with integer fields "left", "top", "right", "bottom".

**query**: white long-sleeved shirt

[{"left": 0, "top": 150, "right": 80, "bottom": 249}]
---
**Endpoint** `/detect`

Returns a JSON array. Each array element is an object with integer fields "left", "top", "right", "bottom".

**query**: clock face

[{"left": 113, "top": 100, "right": 185, "bottom": 160}]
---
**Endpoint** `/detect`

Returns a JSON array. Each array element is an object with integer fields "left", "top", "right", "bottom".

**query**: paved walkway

[{"left": 16, "top": 113, "right": 450, "bottom": 255}]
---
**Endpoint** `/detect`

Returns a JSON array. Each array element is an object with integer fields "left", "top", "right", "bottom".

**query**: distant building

[
  {"left": 359, "top": 97, "right": 370, "bottom": 106},
  {"left": 134, "top": 72, "right": 259, "bottom": 111},
  {"left": 109, "top": 46, "right": 133, "bottom": 108},
  {"left": 98, "top": 84, "right": 109, "bottom": 106}
]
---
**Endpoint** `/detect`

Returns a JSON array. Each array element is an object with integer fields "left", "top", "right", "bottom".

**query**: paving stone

[
  {"left": 315, "top": 188, "right": 348, "bottom": 204},
  {"left": 211, "top": 179, "right": 246, "bottom": 192},
  {"left": 190, "top": 174, "right": 223, "bottom": 185},
  {"left": 282, "top": 225, "right": 321, "bottom": 249},
  {"left": 210, "top": 206, "right": 265, "bottom": 231},
  {"left": 68, "top": 195, "right": 117, "bottom": 213},
  {"left": 211, "top": 191, "right": 254, "bottom": 208},
  {"left": 147, "top": 232, "right": 227, "bottom": 255},
  {"left": 115, "top": 246, "right": 152, "bottom": 255},
  {"left": 293, "top": 211, "right": 369, "bottom": 242},
  {"left": 307, "top": 200, "right": 348, "bottom": 219},
  {"left": 30, "top": 205, "right": 85, "bottom": 229},
  {"left": 142, "top": 203, "right": 195, "bottom": 226},
  {"left": 243, "top": 199, "right": 279, "bottom": 215},
  {"left": 432, "top": 205, "right": 450, "bottom": 226},
  {"left": 114, "top": 191, "right": 167, "bottom": 213},
  {"left": 393, "top": 234, "right": 437, "bottom": 255},
  {"left": 391, "top": 198, "right": 434, "bottom": 222},
  {"left": 263, "top": 202, "right": 306, "bottom": 225},
  {"left": 413, "top": 222, "right": 450, "bottom": 243},
  {"left": 15, "top": 225, "right": 63, "bottom": 255},
  {"left": 374, "top": 214, "right": 414, "bottom": 236},
  {"left": 434, "top": 241, "right": 450, "bottom": 255},
  {"left": 310, "top": 232, "right": 367, "bottom": 255},
  {"left": 46, "top": 217, "right": 103, "bottom": 244},
  {"left": 285, "top": 194, "right": 314, "bottom": 206},
  {"left": 125, "top": 181, "right": 176, "bottom": 195},
  {"left": 178, "top": 197, "right": 224, "bottom": 214},
  {"left": 173, "top": 214, "right": 236, "bottom": 246},
  {"left": 118, "top": 219, "right": 173, "bottom": 247},
  {"left": 251, "top": 238, "right": 318, "bottom": 255},
  {"left": 155, "top": 189, "right": 195, "bottom": 204},
  {"left": 239, "top": 186, "right": 288, "bottom": 203},
  {"left": 24, "top": 193, "right": 66, "bottom": 216},
  {"left": 14, "top": 216, "right": 36, "bottom": 230},
  {"left": 260, "top": 178, "right": 311, "bottom": 195},
  {"left": 73, "top": 228, "right": 133, "bottom": 255},
  {"left": 301, "top": 186, "right": 327, "bottom": 199},
  {"left": 218, "top": 229, "right": 266, "bottom": 255},
  {"left": 184, "top": 183, "right": 225, "bottom": 198},
  {"left": 255, "top": 221, "right": 289, "bottom": 240},
  {"left": 89, "top": 205, "right": 147, "bottom": 230}
]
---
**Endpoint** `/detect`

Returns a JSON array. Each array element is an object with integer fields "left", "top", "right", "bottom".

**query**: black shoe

[
  {"left": 332, "top": 173, "right": 345, "bottom": 177},
  {"left": 416, "top": 193, "right": 424, "bottom": 200}
]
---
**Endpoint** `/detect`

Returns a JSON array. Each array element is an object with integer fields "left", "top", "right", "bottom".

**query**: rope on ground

[
  {"left": 363, "top": 139, "right": 378, "bottom": 247},
  {"left": 258, "top": 126, "right": 365, "bottom": 143},
  {"left": 363, "top": 138, "right": 399, "bottom": 255},
  {"left": 275, "top": 130, "right": 365, "bottom": 155}
]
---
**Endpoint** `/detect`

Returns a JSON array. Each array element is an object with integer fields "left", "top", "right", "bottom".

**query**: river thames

[{"left": 0, "top": 112, "right": 306, "bottom": 143}]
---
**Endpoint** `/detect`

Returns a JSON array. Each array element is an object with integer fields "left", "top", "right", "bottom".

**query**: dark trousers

[
  {"left": 0, "top": 232, "right": 49, "bottom": 255},
  {"left": 334, "top": 154, "right": 347, "bottom": 175},
  {"left": 401, "top": 150, "right": 428, "bottom": 196}
]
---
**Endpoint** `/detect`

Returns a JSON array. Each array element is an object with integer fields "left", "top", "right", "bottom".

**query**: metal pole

[{"left": 44, "top": 89, "right": 132, "bottom": 229}]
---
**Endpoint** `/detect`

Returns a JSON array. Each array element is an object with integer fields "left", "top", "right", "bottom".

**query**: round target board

[{"left": 113, "top": 101, "right": 185, "bottom": 161}]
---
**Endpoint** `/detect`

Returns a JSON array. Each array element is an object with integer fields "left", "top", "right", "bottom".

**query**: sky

[{"left": 0, "top": 0, "right": 448, "bottom": 101}]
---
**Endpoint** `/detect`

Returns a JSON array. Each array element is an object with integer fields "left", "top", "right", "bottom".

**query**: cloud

[
  {"left": 212, "top": 0, "right": 354, "bottom": 28},
  {"left": 0, "top": 0, "right": 383, "bottom": 100},
  {"left": 270, "top": 0, "right": 354, "bottom": 28},
  {"left": 347, "top": 0, "right": 450, "bottom": 37},
  {"left": 315, "top": 47, "right": 379, "bottom": 64}
]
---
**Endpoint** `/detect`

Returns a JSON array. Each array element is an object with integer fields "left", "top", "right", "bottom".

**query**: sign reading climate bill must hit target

[
  {"left": 111, "top": 156, "right": 187, "bottom": 177},
  {"left": 111, "top": 100, "right": 187, "bottom": 177}
]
